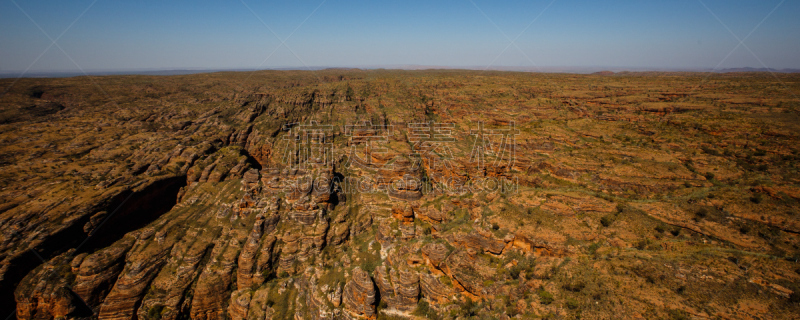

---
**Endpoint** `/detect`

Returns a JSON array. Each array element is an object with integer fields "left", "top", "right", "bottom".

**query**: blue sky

[{"left": 1, "top": 0, "right": 798, "bottom": 72}]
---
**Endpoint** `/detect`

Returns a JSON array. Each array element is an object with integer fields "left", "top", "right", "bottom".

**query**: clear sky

[{"left": 1, "top": 0, "right": 798, "bottom": 73}]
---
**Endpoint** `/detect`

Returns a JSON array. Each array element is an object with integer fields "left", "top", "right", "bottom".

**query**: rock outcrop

[
  {"left": 73, "top": 235, "right": 136, "bottom": 306},
  {"left": 342, "top": 267, "right": 376, "bottom": 318},
  {"left": 374, "top": 266, "right": 419, "bottom": 311},
  {"left": 98, "top": 247, "right": 171, "bottom": 320}
]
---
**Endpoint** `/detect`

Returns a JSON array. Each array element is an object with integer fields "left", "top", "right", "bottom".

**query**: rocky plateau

[{"left": 1, "top": 70, "right": 799, "bottom": 319}]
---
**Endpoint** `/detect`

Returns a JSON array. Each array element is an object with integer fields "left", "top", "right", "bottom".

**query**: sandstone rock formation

[
  {"left": 2, "top": 70, "right": 800, "bottom": 320},
  {"left": 342, "top": 267, "right": 376, "bottom": 318}
]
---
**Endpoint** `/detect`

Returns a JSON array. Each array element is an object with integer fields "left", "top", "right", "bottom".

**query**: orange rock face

[{"left": 342, "top": 267, "right": 377, "bottom": 318}]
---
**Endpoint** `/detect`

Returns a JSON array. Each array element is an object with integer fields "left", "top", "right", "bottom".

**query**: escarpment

[{"left": 3, "top": 70, "right": 800, "bottom": 319}]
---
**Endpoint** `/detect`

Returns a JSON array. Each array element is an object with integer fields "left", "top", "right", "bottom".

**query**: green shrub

[
  {"left": 588, "top": 242, "right": 601, "bottom": 255},
  {"left": 146, "top": 305, "right": 164, "bottom": 320},
  {"left": 538, "top": 288, "right": 554, "bottom": 305},
  {"left": 457, "top": 298, "right": 480, "bottom": 317},
  {"left": 508, "top": 256, "right": 535, "bottom": 280},
  {"left": 264, "top": 283, "right": 297, "bottom": 320},
  {"left": 701, "top": 146, "right": 720, "bottom": 156},
  {"left": 563, "top": 281, "right": 585, "bottom": 292},
  {"left": 377, "top": 300, "right": 388, "bottom": 311},
  {"left": 566, "top": 299, "right": 579, "bottom": 309},
  {"left": 635, "top": 239, "right": 651, "bottom": 250},
  {"left": 345, "top": 84, "right": 355, "bottom": 101},
  {"left": 668, "top": 309, "right": 689, "bottom": 320},
  {"left": 362, "top": 258, "right": 380, "bottom": 274},
  {"left": 413, "top": 299, "right": 440, "bottom": 319}
]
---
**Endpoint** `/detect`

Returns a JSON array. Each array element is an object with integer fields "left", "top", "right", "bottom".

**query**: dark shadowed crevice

[
  {"left": 0, "top": 175, "right": 186, "bottom": 317},
  {"left": 0, "top": 250, "right": 40, "bottom": 317},
  {"left": 77, "top": 175, "right": 186, "bottom": 254},
  {"left": 66, "top": 288, "right": 94, "bottom": 317},
  {"left": 239, "top": 148, "right": 263, "bottom": 171}
]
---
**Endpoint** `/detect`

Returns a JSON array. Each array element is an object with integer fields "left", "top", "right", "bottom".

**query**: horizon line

[{"left": 2, "top": 65, "right": 799, "bottom": 79}]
